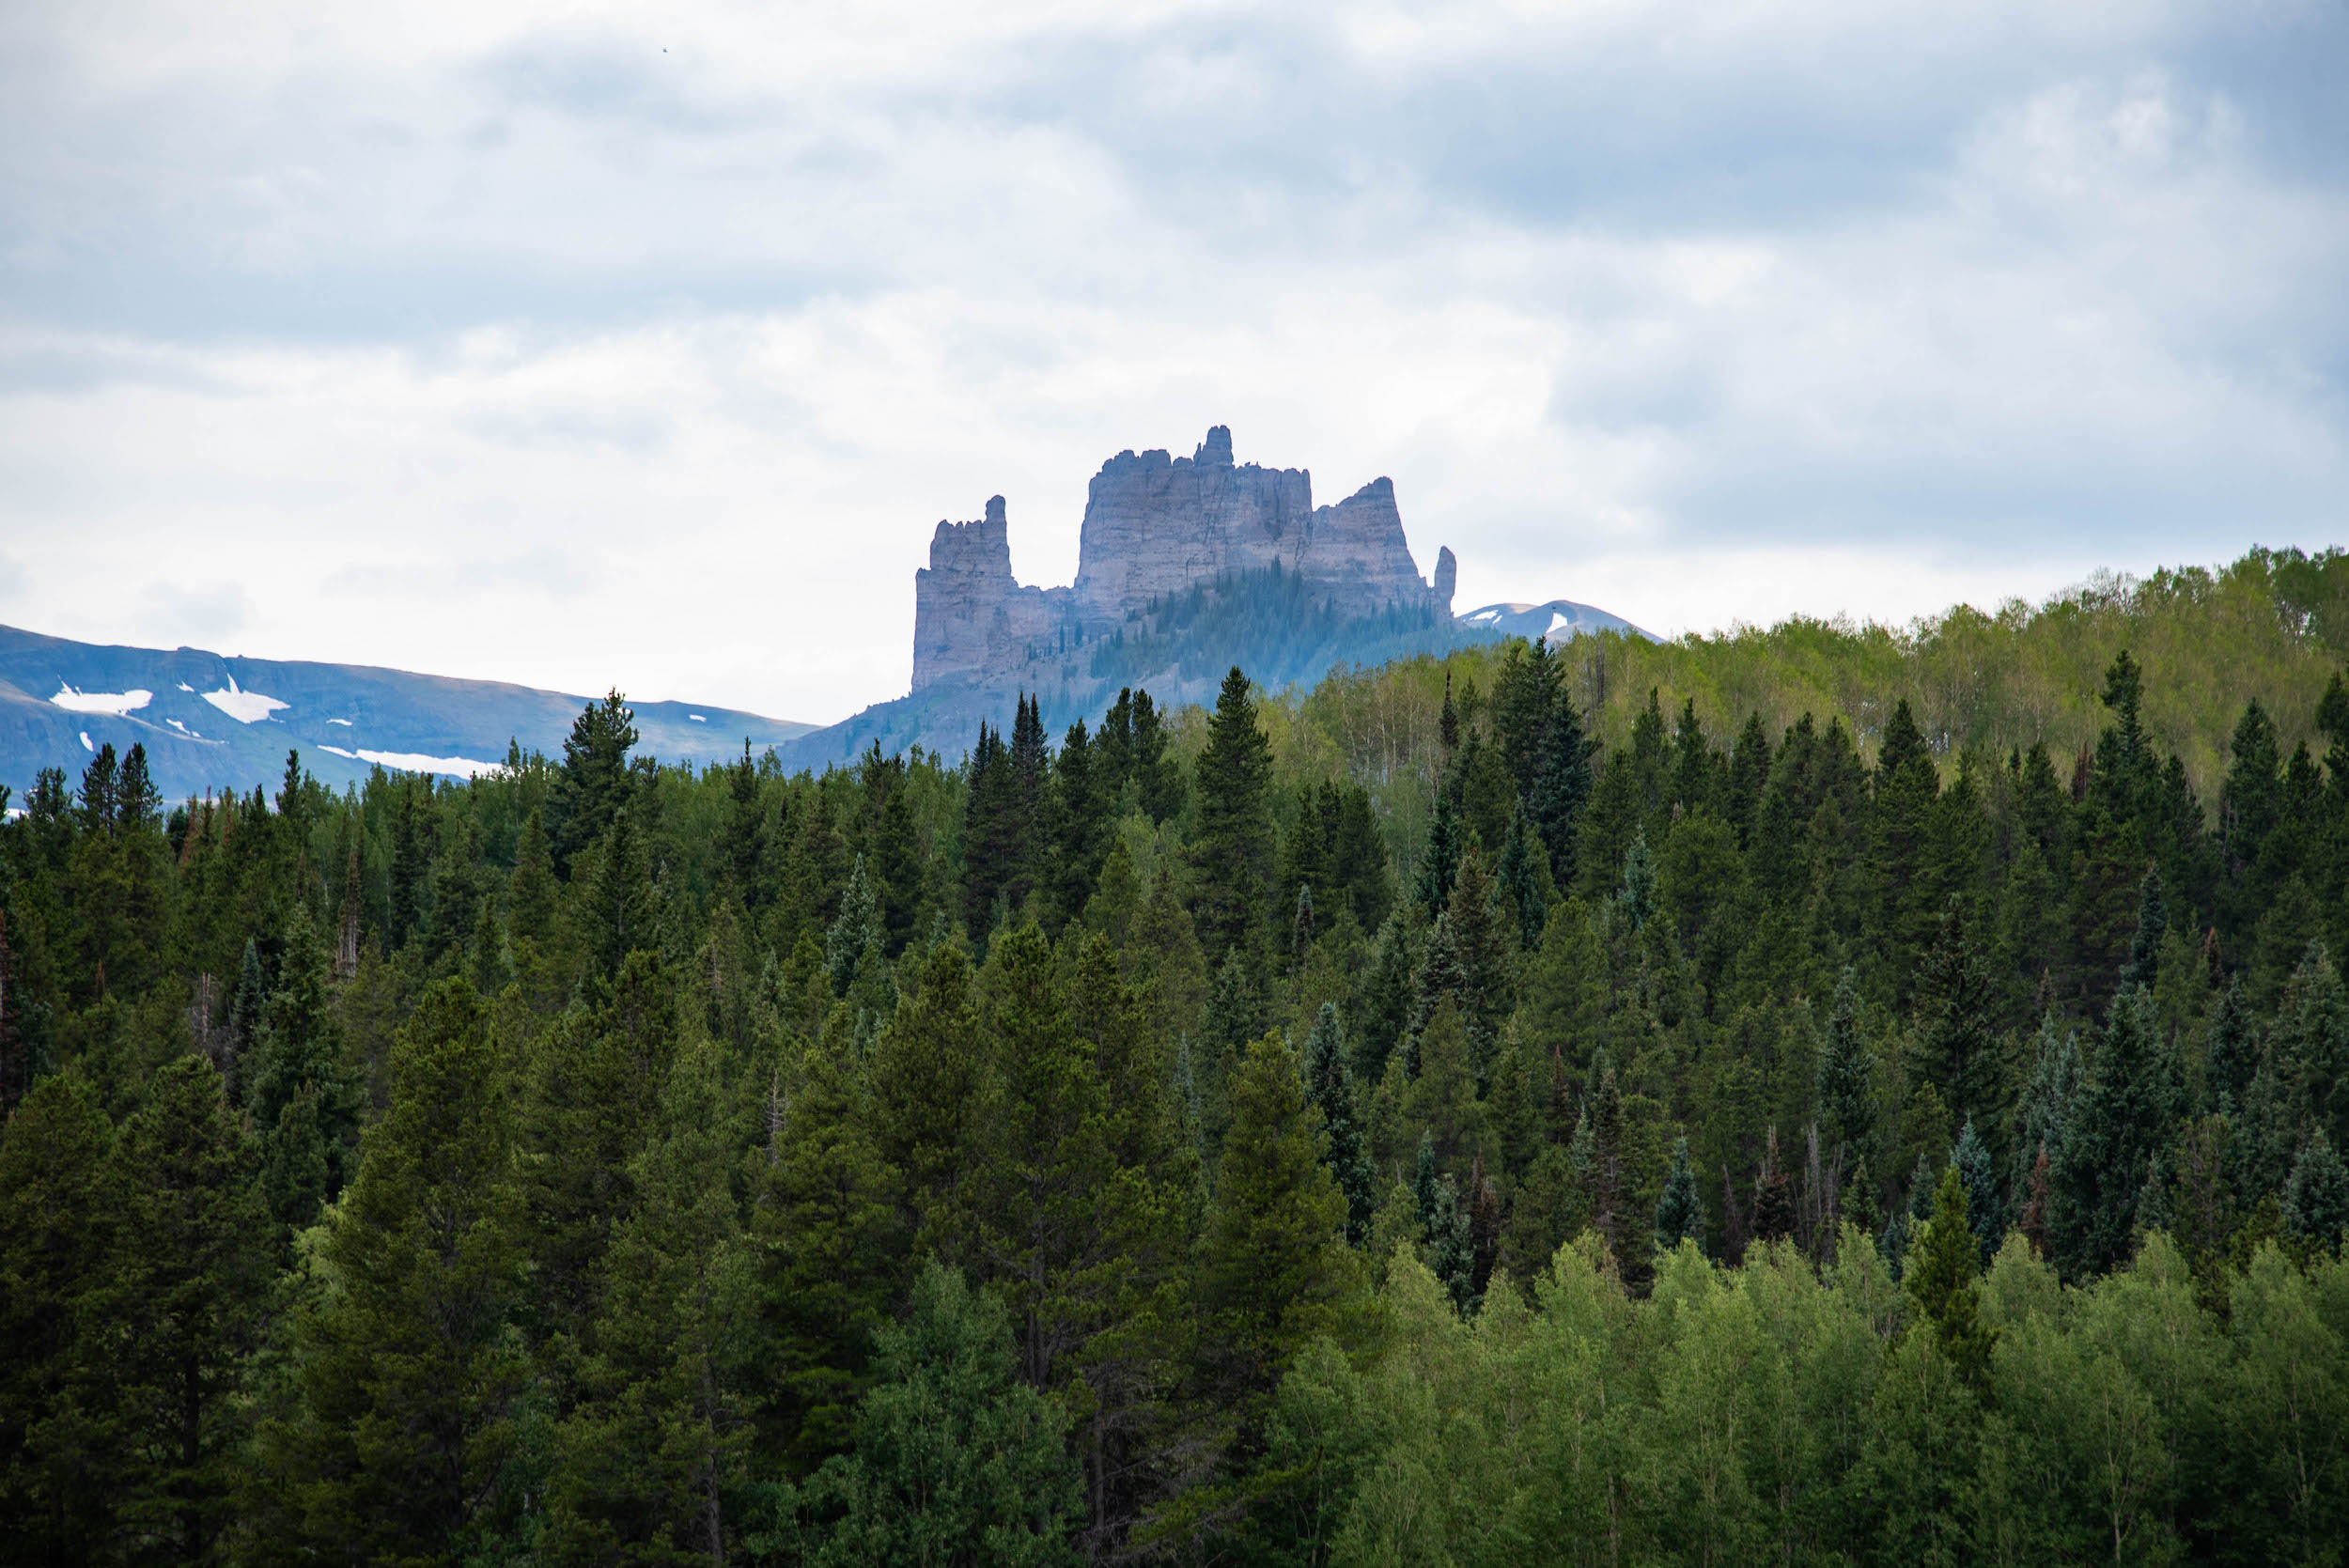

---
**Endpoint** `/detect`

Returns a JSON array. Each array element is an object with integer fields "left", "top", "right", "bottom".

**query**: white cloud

[{"left": 0, "top": 0, "right": 2342, "bottom": 722}]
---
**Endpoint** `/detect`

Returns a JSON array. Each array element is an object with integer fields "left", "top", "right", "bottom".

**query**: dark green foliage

[
  {"left": 2052, "top": 986, "right": 2182, "bottom": 1280},
  {"left": 3, "top": 613, "right": 2348, "bottom": 1563},
  {"left": 792, "top": 1262, "right": 1081, "bottom": 1567},
  {"left": 1189, "top": 670, "right": 1276, "bottom": 961},
  {"left": 553, "top": 689, "right": 641, "bottom": 878},
  {"left": 1653, "top": 1134, "right": 1703, "bottom": 1255},
  {"left": 2281, "top": 1130, "right": 2348, "bottom": 1250}
]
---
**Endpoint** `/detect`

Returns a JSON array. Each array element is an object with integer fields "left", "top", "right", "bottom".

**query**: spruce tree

[
  {"left": 552, "top": 689, "right": 639, "bottom": 877},
  {"left": 867, "top": 939, "right": 985, "bottom": 1256},
  {"left": 2204, "top": 974, "right": 2258, "bottom": 1116},
  {"left": 1302, "top": 1002, "right": 1374, "bottom": 1242},
  {"left": 1351, "top": 910, "right": 1418, "bottom": 1087},
  {"left": 1190, "top": 669, "right": 1276, "bottom": 962},
  {"left": 1414, "top": 788, "right": 1463, "bottom": 918},
  {"left": 1198, "top": 1032, "right": 1357, "bottom": 1422},
  {"left": 1870, "top": 698, "right": 1941, "bottom": 1001},
  {"left": 1913, "top": 896, "right": 1998, "bottom": 1122},
  {"left": 2052, "top": 985, "right": 2181, "bottom": 1280},
  {"left": 1815, "top": 966, "right": 1876, "bottom": 1182},
  {"left": 84, "top": 1053, "right": 269, "bottom": 1561},
  {"left": 2281, "top": 1130, "right": 2349, "bottom": 1251},
  {"left": 276, "top": 979, "right": 527, "bottom": 1560},
  {"left": 1905, "top": 1164, "right": 1995, "bottom": 1389},
  {"left": 796, "top": 1262, "right": 1081, "bottom": 1568},
  {"left": 1653, "top": 1135, "right": 1703, "bottom": 1255}
]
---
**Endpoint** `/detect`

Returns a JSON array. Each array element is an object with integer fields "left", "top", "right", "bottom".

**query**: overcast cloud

[{"left": 3, "top": 0, "right": 2343, "bottom": 722}]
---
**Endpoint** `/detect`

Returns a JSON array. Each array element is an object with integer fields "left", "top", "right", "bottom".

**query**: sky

[{"left": 2, "top": 0, "right": 2344, "bottom": 726}]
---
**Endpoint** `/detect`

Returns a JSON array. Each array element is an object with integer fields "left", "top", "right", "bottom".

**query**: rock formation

[{"left": 911, "top": 427, "right": 1453, "bottom": 693}]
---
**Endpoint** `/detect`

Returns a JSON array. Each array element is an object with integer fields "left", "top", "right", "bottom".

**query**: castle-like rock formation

[{"left": 912, "top": 427, "right": 1455, "bottom": 692}]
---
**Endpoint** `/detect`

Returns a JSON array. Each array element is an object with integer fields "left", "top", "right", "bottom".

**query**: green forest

[{"left": 3, "top": 546, "right": 2348, "bottom": 1566}]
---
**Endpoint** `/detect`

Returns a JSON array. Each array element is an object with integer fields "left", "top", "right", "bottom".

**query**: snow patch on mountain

[
  {"left": 320, "top": 744, "right": 502, "bottom": 779},
  {"left": 202, "top": 672, "right": 288, "bottom": 724},
  {"left": 51, "top": 684, "right": 153, "bottom": 716}
]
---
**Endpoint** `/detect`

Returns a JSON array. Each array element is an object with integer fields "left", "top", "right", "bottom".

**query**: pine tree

[
  {"left": 1815, "top": 966, "right": 1876, "bottom": 1185},
  {"left": 2051, "top": 985, "right": 2181, "bottom": 1280},
  {"left": 795, "top": 1262, "right": 1081, "bottom": 1568},
  {"left": 1301, "top": 1002, "right": 1375, "bottom": 1242},
  {"left": 1905, "top": 1163, "right": 1995, "bottom": 1389},
  {"left": 552, "top": 689, "right": 639, "bottom": 877},
  {"left": 0, "top": 1074, "right": 117, "bottom": 1556},
  {"left": 274, "top": 978, "right": 527, "bottom": 1560},
  {"left": 508, "top": 806, "right": 558, "bottom": 946},
  {"left": 1653, "top": 1135, "right": 1703, "bottom": 1255},
  {"left": 85, "top": 1053, "right": 269, "bottom": 1560},
  {"left": 1190, "top": 669, "right": 1276, "bottom": 961},
  {"left": 2281, "top": 1131, "right": 2349, "bottom": 1251},
  {"left": 1198, "top": 1031, "right": 1357, "bottom": 1424},
  {"left": 1414, "top": 788, "right": 1464, "bottom": 919},
  {"left": 583, "top": 805, "right": 659, "bottom": 986},
  {"left": 247, "top": 903, "right": 358, "bottom": 1227},
  {"left": 1951, "top": 1115, "right": 2000, "bottom": 1266}
]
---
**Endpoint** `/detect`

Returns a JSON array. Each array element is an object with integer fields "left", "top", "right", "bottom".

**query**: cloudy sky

[{"left": 3, "top": 0, "right": 2343, "bottom": 724}]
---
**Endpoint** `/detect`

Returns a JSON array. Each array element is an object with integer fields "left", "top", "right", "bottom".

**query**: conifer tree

[
  {"left": 1870, "top": 698, "right": 1941, "bottom": 1001},
  {"left": 2051, "top": 985, "right": 2180, "bottom": 1280},
  {"left": 1913, "top": 896, "right": 1998, "bottom": 1122},
  {"left": 1190, "top": 669, "right": 1276, "bottom": 961},
  {"left": 583, "top": 805, "right": 659, "bottom": 986},
  {"left": 247, "top": 903, "right": 358, "bottom": 1225},
  {"left": 795, "top": 1262, "right": 1080, "bottom": 1568},
  {"left": 1619, "top": 829, "right": 1656, "bottom": 931},
  {"left": 547, "top": 1036, "right": 756, "bottom": 1561},
  {"left": 552, "top": 689, "right": 639, "bottom": 877},
  {"left": 1351, "top": 909, "right": 1418, "bottom": 1087},
  {"left": 751, "top": 1009, "right": 900, "bottom": 1473},
  {"left": 1950, "top": 1115, "right": 2000, "bottom": 1266},
  {"left": 276, "top": 979, "right": 526, "bottom": 1560},
  {"left": 508, "top": 806, "right": 558, "bottom": 946},
  {"left": 2281, "top": 1130, "right": 2348, "bottom": 1251},
  {"left": 867, "top": 939, "right": 985, "bottom": 1256},
  {"left": 1653, "top": 1135, "right": 1703, "bottom": 1255},
  {"left": 0, "top": 1074, "right": 117, "bottom": 1555},
  {"left": 1497, "top": 809, "right": 1547, "bottom": 950},
  {"left": 1198, "top": 948, "right": 1259, "bottom": 1162},
  {"left": 84, "top": 1053, "right": 269, "bottom": 1562},
  {"left": 2204, "top": 974, "right": 2258, "bottom": 1116},
  {"left": 2123, "top": 865, "right": 2170, "bottom": 994},
  {"left": 1198, "top": 1032, "right": 1357, "bottom": 1423},
  {"left": 1904, "top": 1164, "right": 1995, "bottom": 1388},
  {"left": 1302, "top": 1002, "right": 1375, "bottom": 1241},
  {"left": 1414, "top": 789, "right": 1463, "bottom": 918},
  {"left": 1816, "top": 967, "right": 1876, "bottom": 1188}
]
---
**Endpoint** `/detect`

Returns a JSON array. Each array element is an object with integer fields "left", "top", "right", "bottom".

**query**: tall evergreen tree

[
  {"left": 1190, "top": 670, "right": 1276, "bottom": 961},
  {"left": 552, "top": 689, "right": 639, "bottom": 878},
  {"left": 1302, "top": 1002, "right": 1375, "bottom": 1242},
  {"left": 274, "top": 979, "right": 527, "bottom": 1560},
  {"left": 1198, "top": 1032, "right": 1357, "bottom": 1427},
  {"left": 2051, "top": 986, "right": 2180, "bottom": 1280},
  {"left": 1653, "top": 1135, "right": 1704, "bottom": 1256}
]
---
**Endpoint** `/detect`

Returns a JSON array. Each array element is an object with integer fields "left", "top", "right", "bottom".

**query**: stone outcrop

[{"left": 910, "top": 427, "right": 1453, "bottom": 692}]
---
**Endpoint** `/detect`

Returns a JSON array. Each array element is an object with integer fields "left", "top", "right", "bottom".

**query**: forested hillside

[{"left": 3, "top": 546, "right": 2348, "bottom": 1565}]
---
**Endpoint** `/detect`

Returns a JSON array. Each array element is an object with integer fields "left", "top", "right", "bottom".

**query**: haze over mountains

[{"left": 2, "top": 426, "right": 1647, "bottom": 801}]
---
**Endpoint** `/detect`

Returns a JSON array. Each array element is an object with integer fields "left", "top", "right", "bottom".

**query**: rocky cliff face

[{"left": 911, "top": 427, "right": 1452, "bottom": 693}]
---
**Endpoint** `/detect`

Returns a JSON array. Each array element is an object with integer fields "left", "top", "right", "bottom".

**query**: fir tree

[
  {"left": 1497, "top": 808, "right": 1548, "bottom": 950},
  {"left": 2051, "top": 985, "right": 2181, "bottom": 1281},
  {"left": 796, "top": 1262, "right": 1081, "bottom": 1568},
  {"left": 1950, "top": 1115, "right": 2000, "bottom": 1266},
  {"left": 1198, "top": 1032, "right": 1357, "bottom": 1423},
  {"left": 1653, "top": 1135, "right": 1704, "bottom": 1255},
  {"left": 1190, "top": 669, "right": 1277, "bottom": 962},
  {"left": 1414, "top": 788, "right": 1464, "bottom": 918},
  {"left": 1913, "top": 896, "right": 1998, "bottom": 1122},
  {"left": 274, "top": 979, "right": 527, "bottom": 1560},
  {"left": 2123, "top": 865, "right": 2170, "bottom": 994},
  {"left": 2204, "top": 974, "right": 2258, "bottom": 1116},
  {"left": 1905, "top": 1164, "right": 1995, "bottom": 1389},
  {"left": 1351, "top": 909, "right": 1418, "bottom": 1087},
  {"left": 84, "top": 1053, "right": 269, "bottom": 1562},
  {"left": 1301, "top": 1002, "right": 1375, "bottom": 1242},
  {"left": 2281, "top": 1130, "right": 2349, "bottom": 1251},
  {"left": 552, "top": 689, "right": 640, "bottom": 877},
  {"left": 1618, "top": 829, "right": 1656, "bottom": 931}
]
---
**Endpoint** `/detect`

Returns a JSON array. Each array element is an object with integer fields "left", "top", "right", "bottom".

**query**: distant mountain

[
  {"left": 0, "top": 624, "right": 815, "bottom": 806},
  {"left": 777, "top": 426, "right": 1650, "bottom": 769},
  {"left": 1456, "top": 598, "right": 1658, "bottom": 644}
]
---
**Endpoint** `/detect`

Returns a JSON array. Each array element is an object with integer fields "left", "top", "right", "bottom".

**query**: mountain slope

[{"left": 0, "top": 625, "right": 814, "bottom": 804}]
